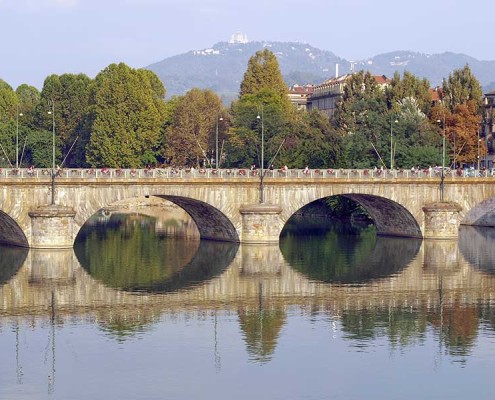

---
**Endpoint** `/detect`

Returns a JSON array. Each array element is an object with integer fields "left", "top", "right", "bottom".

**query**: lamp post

[
  {"left": 390, "top": 116, "right": 398, "bottom": 169},
  {"left": 256, "top": 107, "right": 265, "bottom": 204},
  {"left": 437, "top": 117, "right": 446, "bottom": 202},
  {"left": 48, "top": 100, "right": 56, "bottom": 205},
  {"left": 215, "top": 116, "right": 223, "bottom": 168},
  {"left": 16, "top": 105, "right": 23, "bottom": 169}
]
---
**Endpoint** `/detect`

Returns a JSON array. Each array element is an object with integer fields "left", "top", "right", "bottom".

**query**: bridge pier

[
  {"left": 239, "top": 203, "right": 283, "bottom": 243},
  {"left": 422, "top": 202, "right": 462, "bottom": 239},
  {"left": 28, "top": 205, "right": 76, "bottom": 249}
]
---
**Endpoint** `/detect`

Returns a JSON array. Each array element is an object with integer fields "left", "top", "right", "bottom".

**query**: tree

[
  {"left": 165, "top": 88, "right": 224, "bottom": 167},
  {"left": 86, "top": 63, "right": 166, "bottom": 168},
  {"left": 36, "top": 73, "right": 93, "bottom": 167},
  {"left": 239, "top": 48, "right": 290, "bottom": 109},
  {"left": 228, "top": 49, "right": 293, "bottom": 168},
  {"left": 442, "top": 64, "right": 483, "bottom": 112},
  {"left": 386, "top": 71, "right": 432, "bottom": 116}
]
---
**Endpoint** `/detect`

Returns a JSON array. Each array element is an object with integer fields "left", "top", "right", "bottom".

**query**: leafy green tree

[
  {"left": 442, "top": 64, "right": 483, "bottom": 112},
  {"left": 240, "top": 48, "right": 290, "bottom": 109},
  {"left": 228, "top": 49, "right": 294, "bottom": 168},
  {"left": 15, "top": 84, "right": 40, "bottom": 131},
  {"left": 35, "top": 73, "right": 93, "bottom": 167},
  {"left": 386, "top": 71, "right": 432, "bottom": 116},
  {"left": 273, "top": 110, "right": 342, "bottom": 168},
  {"left": 86, "top": 63, "right": 166, "bottom": 168},
  {"left": 165, "top": 88, "right": 224, "bottom": 167}
]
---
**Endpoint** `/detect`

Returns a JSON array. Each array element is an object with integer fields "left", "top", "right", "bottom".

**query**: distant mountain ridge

[{"left": 145, "top": 41, "right": 495, "bottom": 101}]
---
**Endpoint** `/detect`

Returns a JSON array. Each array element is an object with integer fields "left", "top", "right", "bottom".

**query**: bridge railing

[{"left": 0, "top": 167, "right": 493, "bottom": 180}]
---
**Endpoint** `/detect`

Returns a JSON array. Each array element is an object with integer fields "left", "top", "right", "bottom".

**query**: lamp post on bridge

[
  {"left": 215, "top": 116, "right": 223, "bottom": 169},
  {"left": 16, "top": 105, "right": 23, "bottom": 169},
  {"left": 437, "top": 116, "right": 446, "bottom": 202},
  {"left": 256, "top": 106, "right": 265, "bottom": 204},
  {"left": 47, "top": 100, "right": 56, "bottom": 205},
  {"left": 390, "top": 116, "right": 398, "bottom": 169}
]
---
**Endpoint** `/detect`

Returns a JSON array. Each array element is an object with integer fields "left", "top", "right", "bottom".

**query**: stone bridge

[{"left": 1, "top": 168, "right": 495, "bottom": 248}]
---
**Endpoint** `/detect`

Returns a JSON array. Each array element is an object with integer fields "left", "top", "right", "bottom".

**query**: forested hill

[{"left": 145, "top": 41, "right": 495, "bottom": 102}]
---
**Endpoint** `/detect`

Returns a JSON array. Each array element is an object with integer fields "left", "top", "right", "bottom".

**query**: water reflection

[
  {"left": 0, "top": 244, "right": 28, "bottom": 284},
  {"left": 459, "top": 225, "right": 495, "bottom": 274},
  {"left": 280, "top": 217, "right": 422, "bottom": 284},
  {"left": 4, "top": 214, "right": 495, "bottom": 399},
  {"left": 74, "top": 213, "right": 238, "bottom": 292}
]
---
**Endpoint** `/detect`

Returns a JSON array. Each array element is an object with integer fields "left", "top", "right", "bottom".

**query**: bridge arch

[
  {"left": 0, "top": 210, "right": 29, "bottom": 247},
  {"left": 281, "top": 194, "right": 422, "bottom": 238},
  {"left": 157, "top": 195, "right": 239, "bottom": 242}
]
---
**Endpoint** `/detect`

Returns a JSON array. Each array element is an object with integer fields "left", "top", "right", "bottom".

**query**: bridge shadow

[
  {"left": 157, "top": 195, "right": 239, "bottom": 242},
  {"left": 458, "top": 225, "right": 495, "bottom": 275},
  {"left": 74, "top": 213, "right": 239, "bottom": 293},
  {"left": 0, "top": 244, "right": 29, "bottom": 284},
  {"left": 0, "top": 210, "right": 29, "bottom": 247}
]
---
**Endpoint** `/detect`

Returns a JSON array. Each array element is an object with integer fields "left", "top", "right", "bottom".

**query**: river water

[{"left": 1, "top": 211, "right": 495, "bottom": 400}]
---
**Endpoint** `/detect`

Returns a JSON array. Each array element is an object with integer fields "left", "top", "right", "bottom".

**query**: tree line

[{"left": 0, "top": 50, "right": 486, "bottom": 169}]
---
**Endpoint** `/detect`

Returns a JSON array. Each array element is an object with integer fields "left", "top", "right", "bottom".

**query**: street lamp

[
  {"left": 390, "top": 116, "right": 398, "bottom": 169},
  {"left": 437, "top": 118, "right": 446, "bottom": 202},
  {"left": 215, "top": 116, "right": 223, "bottom": 169},
  {"left": 16, "top": 106, "right": 23, "bottom": 169},
  {"left": 48, "top": 100, "right": 56, "bottom": 204},
  {"left": 256, "top": 107, "right": 265, "bottom": 204}
]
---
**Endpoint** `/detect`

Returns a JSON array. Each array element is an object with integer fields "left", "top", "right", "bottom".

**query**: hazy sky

[{"left": 1, "top": 0, "right": 494, "bottom": 89}]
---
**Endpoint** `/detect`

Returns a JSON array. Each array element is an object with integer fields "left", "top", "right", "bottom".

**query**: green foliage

[
  {"left": 240, "top": 48, "right": 289, "bottom": 104},
  {"left": 442, "top": 64, "right": 483, "bottom": 112},
  {"left": 86, "top": 63, "right": 167, "bottom": 168},
  {"left": 165, "top": 88, "right": 224, "bottom": 167},
  {"left": 24, "top": 129, "right": 62, "bottom": 168},
  {"left": 386, "top": 71, "right": 432, "bottom": 115}
]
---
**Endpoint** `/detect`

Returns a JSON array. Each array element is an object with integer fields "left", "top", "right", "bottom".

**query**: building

[
  {"left": 229, "top": 32, "right": 248, "bottom": 44},
  {"left": 306, "top": 74, "right": 391, "bottom": 117},
  {"left": 288, "top": 84, "right": 314, "bottom": 110},
  {"left": 482, "top": 90, "right": 495, "bottom": 168}
]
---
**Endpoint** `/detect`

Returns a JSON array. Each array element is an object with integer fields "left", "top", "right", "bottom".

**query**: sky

[{"left": 1, "top": 0, "right": 494, "bottom": 90}]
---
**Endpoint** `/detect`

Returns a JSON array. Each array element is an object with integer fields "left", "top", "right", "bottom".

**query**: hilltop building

[{"left": 229, "top": 32, "right": 249, "bottom": 44}]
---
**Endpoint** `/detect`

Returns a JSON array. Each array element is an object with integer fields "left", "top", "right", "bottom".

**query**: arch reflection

[
  {"left": 280, "top": 218, "right": 421, "bottom": 284},
  {"left": 74, "top": 213, "right": 239, "bottom": 293},
  {"left": 458, "top": 225, "right": 495, "bottom": 275},
  {"left": 0, "top": 244, "right": 28, "bottom": 284}
]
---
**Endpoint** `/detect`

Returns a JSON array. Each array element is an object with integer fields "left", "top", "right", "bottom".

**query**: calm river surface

[{"left": 1, "top": 212, "right": 495, "bottom": 400}]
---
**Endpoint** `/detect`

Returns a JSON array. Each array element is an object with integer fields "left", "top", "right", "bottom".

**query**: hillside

[{"left": 145, "top": 41, "right": 495, "bottom": 101}]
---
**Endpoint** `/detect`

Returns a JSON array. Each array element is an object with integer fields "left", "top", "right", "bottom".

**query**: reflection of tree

[
  {"left": 340, "top": 302, "right": 481, "bottom": 356},
  {"left": 0, "top": 244, "right": 28, "bottom": 284},
  {"left": 341, "top": 309, "right": 427, "bottom": 347},
  {"left": 428, "top": 303, "right": 479, "bottom": 357},
  {"left": 74, "top": 213, "right": 238, "bottom": 293},
  {"left": 280, "top": 220, "right": 421, "bottom": 283},
  {"left": 98, "top": 313, "right": 154, "bottom": 343},
  {"left": 238, "top": 306, "right": 286, "bottom": 363}
]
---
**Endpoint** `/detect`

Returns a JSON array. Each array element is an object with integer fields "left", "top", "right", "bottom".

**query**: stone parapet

[
  {"left": 422, "top": 202, "right": 462, "bottom": 239},
  {"left": 28, "top": 205, "right": 76, "bottom": 249}
]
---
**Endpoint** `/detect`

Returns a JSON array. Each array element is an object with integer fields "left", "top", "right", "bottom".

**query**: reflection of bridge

[
  {"left": 2, "top": 235, "right": 495, "bottom": 319},
  {"left": 2, "top": 169, "right": 495, "bottom": 248}
]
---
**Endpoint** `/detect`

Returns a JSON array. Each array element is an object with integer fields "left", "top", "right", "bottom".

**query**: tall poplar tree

[
  {"left": 228, "top": 49, "right": 291, "bottom": 167},
  {"left": 442, "top": 64, "right": 483, "bottom": 112}
]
